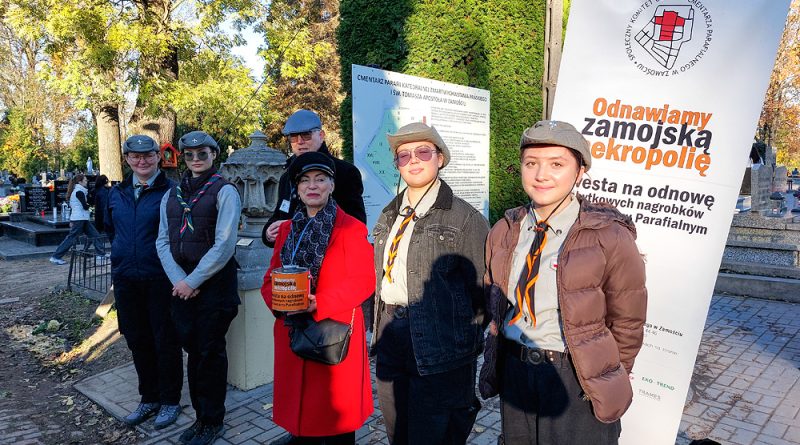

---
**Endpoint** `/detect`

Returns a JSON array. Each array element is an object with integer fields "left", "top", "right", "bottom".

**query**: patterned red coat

[{"left": 261, "top": 207, "right": 375, "bottom": 436}]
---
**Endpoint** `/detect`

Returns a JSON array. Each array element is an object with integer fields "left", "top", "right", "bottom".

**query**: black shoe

[
  {"left": 179, "top": 421, "right": 202, "bottom": 444},
  {"left": 188, "top": 423, "right": 224, "bottom": 445},
  {"left": 123, "top": 402, "right": 160, "bottom": 426},
  {"left": 269, "top": 433, "right": 299, "bottom": 445}
]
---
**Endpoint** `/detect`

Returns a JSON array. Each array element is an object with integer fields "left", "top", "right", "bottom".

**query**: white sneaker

[{"left": 49, "top": 257, "right": 66, "bottom": 265}]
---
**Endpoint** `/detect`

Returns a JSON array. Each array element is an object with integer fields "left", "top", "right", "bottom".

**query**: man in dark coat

[
  {"left": 105, "top": 135, "right": 183, "bottom": 429},
  {"left": 261, "top": 109, "right": 366, "bottom": 248}
]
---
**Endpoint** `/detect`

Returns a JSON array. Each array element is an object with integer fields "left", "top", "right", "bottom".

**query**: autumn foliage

[{"left": 760, "top": 0, "right": 800, "bottom": 169}]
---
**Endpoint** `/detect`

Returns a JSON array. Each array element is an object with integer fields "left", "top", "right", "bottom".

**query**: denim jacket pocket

[{"left": 425, "top": 224, "right": 460, "bottom": 271}]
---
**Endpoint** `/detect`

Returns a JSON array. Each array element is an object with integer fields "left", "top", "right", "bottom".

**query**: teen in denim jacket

[{"left": 371, "top": 122, "right": 489, "bottom": 445}]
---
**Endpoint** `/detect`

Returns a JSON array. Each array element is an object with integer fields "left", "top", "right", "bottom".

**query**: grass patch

[{"left": 38, "top": 290, "right": 102, "bottom": 345}]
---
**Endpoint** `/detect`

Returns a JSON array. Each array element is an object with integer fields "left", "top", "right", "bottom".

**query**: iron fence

[{"left": 67, "top": 235, "right": 111, "bottom": 294}]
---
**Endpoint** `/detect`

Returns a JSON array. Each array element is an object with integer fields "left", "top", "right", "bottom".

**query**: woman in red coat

[{"left": 261, "top": 151, "right": 375, "bottom": 445}]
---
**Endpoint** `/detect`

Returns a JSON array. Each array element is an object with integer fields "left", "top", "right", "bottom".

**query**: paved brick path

[
  {"left": 676, "top": 296, "right": 800, "bottom": 445},
  {"left": 73, "top": 295, "right": 799, "bottom": 445}
]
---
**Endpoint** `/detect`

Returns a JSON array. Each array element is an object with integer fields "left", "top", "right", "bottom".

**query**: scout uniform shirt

[
  {"left": 380, "top": 180, "right": 441, "bottom": 306},
  {"left": 502, "top": 197, "right": 580, "bottom": 352}
]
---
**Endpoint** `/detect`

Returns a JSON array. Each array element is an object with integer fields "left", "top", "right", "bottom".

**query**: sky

[{"left": 228, "top": 24, "right": 266, "bottom": 81}]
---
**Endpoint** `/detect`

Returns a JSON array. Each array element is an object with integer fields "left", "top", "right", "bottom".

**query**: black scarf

[{"left": 280, "top": 197, "right": 337, "bottom": 292}]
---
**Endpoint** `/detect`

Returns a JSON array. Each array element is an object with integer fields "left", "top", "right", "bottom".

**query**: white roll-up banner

[{"left": 552, "top": 0, "right": 790, "bottom": 442}]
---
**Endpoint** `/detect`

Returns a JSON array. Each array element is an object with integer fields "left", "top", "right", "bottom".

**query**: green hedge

[
  {"left": 338, "top": 0, "right": 548, "bottom": 222},
  {"left": 337, "top": 0, "right": 414, "bottom": 161}
]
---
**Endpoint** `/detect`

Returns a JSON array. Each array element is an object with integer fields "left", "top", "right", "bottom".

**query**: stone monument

[
  {"left": 739, "top": 145, "right": 783, "bottom": 214},
  {"left": 219, "top": 130, "right": 287, "bottom": 390},
  {"left": 719, "top": 144, "right": 800, "bottom": 301}
]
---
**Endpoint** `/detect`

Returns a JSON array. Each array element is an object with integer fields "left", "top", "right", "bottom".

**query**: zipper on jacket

[
  {"left": 133, "top": 192, "right": 139, "bottom": 277},
  {"left": 556, "top": 222, "right": 593, "bottom": 401}
]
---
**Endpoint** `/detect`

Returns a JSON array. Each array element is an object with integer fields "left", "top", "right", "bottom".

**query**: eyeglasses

[
  {"left": 287, "top": 131, "right": 316, "bottom": 142},
  {"left": 395, "top": 146, "right": 437, "bottom": 167},
  {"left": 183, "top": 151, "right": 212, "bottom": 161},
  {"left": 126, "top": 152, "right": 158, "bottom": 162}
]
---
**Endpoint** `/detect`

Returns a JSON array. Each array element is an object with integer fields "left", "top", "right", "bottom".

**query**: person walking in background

[
  {"left": 261, "top": 109, "right": 366, "bottom": 248},
  {"left": 105, "top": 136, "right": 183, "bottom": 429},
  {"left": 49, "top": 174, "right": 106, "bottom": 265},
  {"left": 93, "top": 175, "right": 110, "bottom": 233},
  {"left": 261, "top": 152, "right": 375, "bottom": 445},
  {"left": 479, "top": 120, "right": 647, "bottom": 445},
  {"left": 371, "top": 122, "right": 488, "bottom": 445},
  {"left": 156, "top": 130, "right": 241, "bottom": 445}
]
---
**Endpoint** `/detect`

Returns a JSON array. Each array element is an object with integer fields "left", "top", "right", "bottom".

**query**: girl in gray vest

[{"left": 156, "top": 130, "right": 241, "bottom": 445}]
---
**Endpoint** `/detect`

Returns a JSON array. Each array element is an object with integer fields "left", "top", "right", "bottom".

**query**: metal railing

[{"left": 67, "top": 235, "right": 111, "bottom": 294}]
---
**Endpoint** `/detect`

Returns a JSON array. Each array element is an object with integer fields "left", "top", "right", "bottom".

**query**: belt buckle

[
  {"left": 526, "top": 348, "right": 544, "bottom": 365},
  {"left": 394, "top": 306, "right": 407, "bottom": 319}
]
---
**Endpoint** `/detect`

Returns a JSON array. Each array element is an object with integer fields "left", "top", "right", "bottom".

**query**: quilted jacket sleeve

[{"left": 602, "top": 223, "right": 648, "bottom": 373}]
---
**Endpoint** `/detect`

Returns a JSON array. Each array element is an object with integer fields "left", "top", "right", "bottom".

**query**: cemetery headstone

[
  {"left": 53, "top": 180, "right": 69, "bottom": 208},
  {"left": 85, "top": 175, "right": 97, "bottom": 203},
  {"left": 774, "top": 166, "right": 788, "bottom": 190},
  {"left": 740, "top": 167, "right": 752, "bottom": 195},
  {"left": 23, "top": 186, "right": 51, "bottom": 214}
]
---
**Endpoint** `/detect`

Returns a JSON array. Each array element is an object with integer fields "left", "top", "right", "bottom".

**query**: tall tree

[
  {"left": 64, "top": 119, "right": 99, "bottom": 172},
  {"left": 4, "top": 0, "right": 268, "bottom": 180},
  {"left": 6, "top": 0, "right": 134, "bottom": 180},
  {"left": 126, "top": 0, "right": 180, "bottom": 145},
  {"left": 257, "top": 0, "right": 345, "bottom": 156},
  {"left": 759, "top": 0, "right": 800, "bottom": 167},
  {"left": 0, "top": 9, "right": 83, "bottom": 174},
  {"left": 0, "top": 109, "right": 47, "bottom": 180},
  {"left": 169, "top": 47, "right": 269, "bottom": 151}
]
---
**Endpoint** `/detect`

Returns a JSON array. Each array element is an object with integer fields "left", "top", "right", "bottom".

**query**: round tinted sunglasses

[
  {"left": 395, "top": 146, "right": 438, "bottom": 167},
  {"left": 183, "top": 151, "right": 212, "bottom": 161}
]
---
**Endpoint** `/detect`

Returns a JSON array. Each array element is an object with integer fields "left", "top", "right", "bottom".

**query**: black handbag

[{"left": 287, "top": 309, "right": 355, "bottom": 365}]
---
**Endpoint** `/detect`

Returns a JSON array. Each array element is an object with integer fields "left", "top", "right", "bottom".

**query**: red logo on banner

[{"left": 624, "top": 2, "right": 713, "bottom": 76}]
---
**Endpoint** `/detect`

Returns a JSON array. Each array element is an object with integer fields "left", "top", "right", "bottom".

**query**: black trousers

[
  {"left": 375, "top": 306, "right": 480, "bottom": 445},
  {"left": 171, "top": 269, "right": 238, "bottom": 426},
  {"left": 499, "top": 344, "right": 621, "bottom": 445},
  {"left": 114, "top": 277, "right": 183, "bottom": 405}
]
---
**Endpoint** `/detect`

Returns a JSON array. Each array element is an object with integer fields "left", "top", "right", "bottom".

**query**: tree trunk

[
  {"left": 95, "top": 104, "right": 123, "bottom": 181},
  {"left": 542, "top": 0, "right": 563, "bottom": 120},
  {"left": 128, "top": 110, "right": 176, "bottom": 146},
  {"left": 128, "top": 41, "right": 178, "bottom": 145}
]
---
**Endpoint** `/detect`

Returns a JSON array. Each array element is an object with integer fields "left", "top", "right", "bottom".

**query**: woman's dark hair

[
  {"left": 94, "top": 175, "right": 109, "bottom": 188},
  {"left": 66, "top": 174, "right": 87, "bottom": 201}
]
